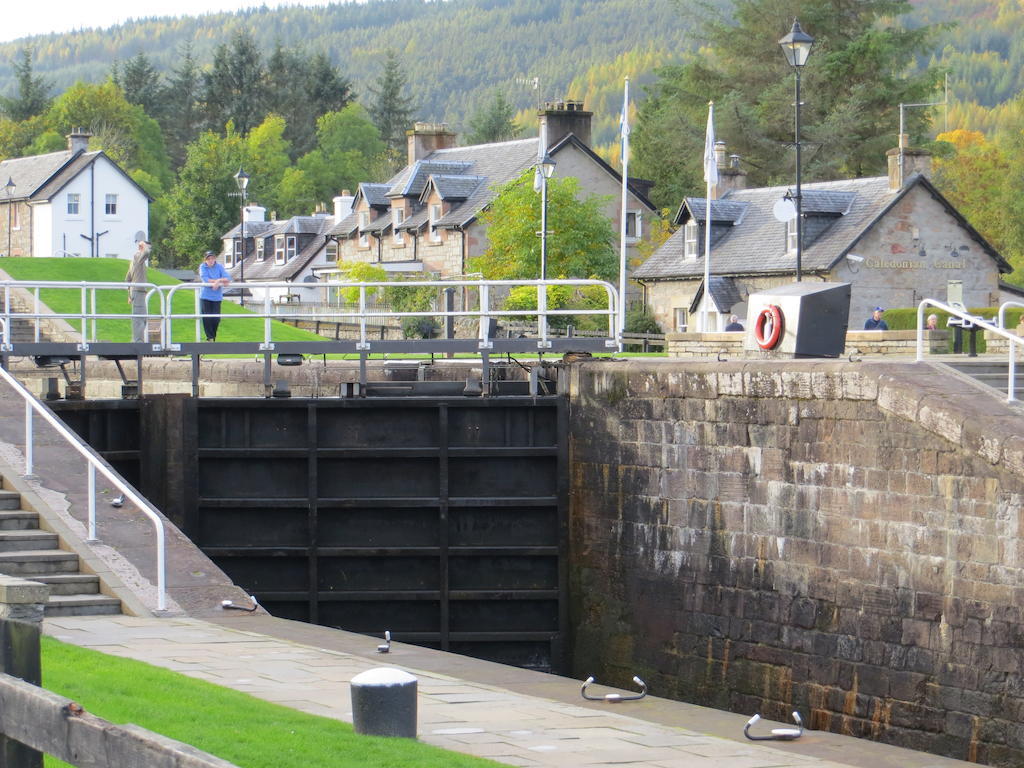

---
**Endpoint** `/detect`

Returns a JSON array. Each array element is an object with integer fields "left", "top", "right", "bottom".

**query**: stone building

[
  {"left": 0, "top": 131, "right": 150, "bottom": 259},
  {"left": 634, "top": 146, "right": 1011, "bottom": 331},
  {"left": 325, "top": 102, "right": 657, "bottom": 300}
]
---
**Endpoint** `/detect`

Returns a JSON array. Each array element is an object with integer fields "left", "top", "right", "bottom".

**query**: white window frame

[
  {"left": 104, "top": 194, "right": 118, "bottom": 216},
  {"left": 11, "top": 205, "right": 19, "bottom": 231},
  {"left": 358, "top": 211, "right": 370, "bottom": 248},
  {"left": 684, "top": 222, "right": 698, "bottom": 259},
  {"left": 255, "top": 238, "right": 265, "bottom": 262},
  {"left": 325, "top": 240, "right": 338, "bottom": 262},
  {"left": 233, "top": 238, "right": 243, "bottom": 261},
  {"left": 286, "top": 235, "right": 297, "bottom": 261},
  {"left": 67, "top": 193, "right": 80, "bottom": 216},
  {"left": 392, "top": 208, "right": 405, "bottom": 244},
  {"left": 786, "top": 218, "right": 798, "bottom": 253},
  {"left": 274, "top": 235, "right": 286, "bottom": 263},
  {"left": 625, "top": 209, "right": 641, "bottom": 240},
  {"left": 429, "top": 204, "right": 442, "bottom": 243},
  {"left": 224, "top": 249, "right": 234, "bottom": 268},
  {"left": 674, "top": 308, "right": 688, "bottom": 333}
]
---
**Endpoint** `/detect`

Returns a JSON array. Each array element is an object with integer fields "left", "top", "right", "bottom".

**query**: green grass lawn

[
  {"left": 41, "top": 636, "right": 502, "bottom": 768},
  {"left": 0, "top": 257, "right": 326, "bottom": 345}
]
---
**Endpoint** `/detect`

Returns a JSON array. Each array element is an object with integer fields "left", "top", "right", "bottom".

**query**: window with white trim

[
  {"left": 392, "top": 208, "right": 405, "bottom": 244},
  {"left": 684, "top": 221, "right": 699, "bottom": 259},
  {"left": 224, "top": 250, "right": 234, "bottom": 268},
  {"left": 11, "top": 205, "right": 19, "bottom": 230},
  {"left": 104, "top": 194, "right": 118, "bottom": 215},
  {"left": 286, "top": 235, "right": 297, "bottom": 260},
  {"left": 674, "top": 308, "right": 688, "bottom": 333},
  {"left": 67, "top": 193, "right": 80, "bottom": 215},
  {"left": 786, "top": 218, "right": 799, "bottom": 253},
  {"left": 325, "top": 240, "right": 338, "bottom": 262},
  {"left": 429, "top": 204, "right": 442, "bottom": 243},
  {"left": 255, "top": 238, "right": 265, "bottom": 262},
  {"left": 233, "top": 238, "right": 242, "bottom": 260},
  {"left": 358, "top": 211, "right": 369, "bottom": 247},
  {"left": 274, "top": 235, "right": 286, "bottom": 263},
  {"left": 625, "top": 210, "right": 641, "bottom": 240}
]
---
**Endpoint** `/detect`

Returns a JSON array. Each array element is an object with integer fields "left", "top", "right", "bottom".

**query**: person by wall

[
  {"left": 198, "top": 250, "right": 231, "bottom": 342},
  {"left": 864, "top": 306, "right": 889, "bottom": 331},
  {"left": 724, "top": 314, "right": 744, "bottom": 332},
  {"left": 925, "top": 313, "right": 939, "bottom": 331},
  {"left": 125, "top": 239, "right": 151, "bottom": 342}
]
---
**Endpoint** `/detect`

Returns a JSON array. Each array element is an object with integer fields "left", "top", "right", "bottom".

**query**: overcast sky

[{"left": 2, "top": 1, "right": 339, "bottom": 43}]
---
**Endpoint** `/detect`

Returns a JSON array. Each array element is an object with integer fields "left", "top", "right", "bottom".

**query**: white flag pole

[
  {"left": 702, "top": 101, "right": 718, "bottom": 334},
  {"left": 618, "top": 77, "right": 630, "bottom": 352}
]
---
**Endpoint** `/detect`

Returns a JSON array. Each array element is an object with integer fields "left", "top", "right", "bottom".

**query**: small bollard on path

[{"left": 350, "top": 667, "right": 417, "bottom": 738}]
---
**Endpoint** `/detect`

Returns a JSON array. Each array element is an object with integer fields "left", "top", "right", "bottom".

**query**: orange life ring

[{"left": 754, "top": 305, "right": 784, "bottom": 349}]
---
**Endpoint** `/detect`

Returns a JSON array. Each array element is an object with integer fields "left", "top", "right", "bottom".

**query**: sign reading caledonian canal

[{"left": 864, "top": 258, "right": 965, "bottom": 269}]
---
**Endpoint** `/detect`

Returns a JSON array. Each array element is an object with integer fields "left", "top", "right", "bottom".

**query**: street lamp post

[
  {"left": 779, "top": 19, "right": 814, "bottom": 282},
  {"left": 4, "top": 177, "right": 15, "bottom": 257},
  {"left": 538, "top": 153, "right": 556, "bottom": 280},
  {"left": 233, "top": 167, "right": 250, "bottom": 305}
]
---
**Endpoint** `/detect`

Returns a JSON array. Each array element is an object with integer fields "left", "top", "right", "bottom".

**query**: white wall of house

[{"left": 44, "top": 157, "right": 148, "bottom": 259}]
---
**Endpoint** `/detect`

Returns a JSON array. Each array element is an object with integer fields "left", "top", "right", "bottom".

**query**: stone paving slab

[{"left": 42, "top": 615, "right": 975, "bottom": 768}]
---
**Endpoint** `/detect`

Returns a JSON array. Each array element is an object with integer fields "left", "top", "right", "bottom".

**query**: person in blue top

[
  {"left": 198, "top": 250, "right": 231, "bottom": 341},
  {"left": 864, "top": 306, "right": 889, "bottom": 330}
]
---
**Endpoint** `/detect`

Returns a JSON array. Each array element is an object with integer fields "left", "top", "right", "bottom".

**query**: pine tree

[
  {"left": 466, "top": 90, "right": 519, "bottom": 145},
  {"left": 161, "top": 44, "right": 203, "bottom": 169},
  {"left": 0, "top": 47, "right": 52, "bottom": 122},
  {"left": 202, "top": 31, "right": 266, "bottom": 135},
  {"left": 116, "top": 52, "right": 163, "bottom": 121},
  {"left": 367, "top": 50, "right": 415, "bottom": 156}
]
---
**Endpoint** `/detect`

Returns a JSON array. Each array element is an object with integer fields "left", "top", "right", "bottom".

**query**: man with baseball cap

[
  {"left": 199, "top": 250, "right": 231, "bottom": 341},
  {"left": 864, "top": 306, "right": 889, "bottom": 331}
]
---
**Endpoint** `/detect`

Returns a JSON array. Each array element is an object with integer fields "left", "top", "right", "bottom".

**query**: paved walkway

[{"left": 44, "top": 614, "right": 972, "bottom": 768}]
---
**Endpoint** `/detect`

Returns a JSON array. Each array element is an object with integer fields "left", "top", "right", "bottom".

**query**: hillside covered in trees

[{"left": 0, "top": 0, "right": 1022, "bottom": 282}]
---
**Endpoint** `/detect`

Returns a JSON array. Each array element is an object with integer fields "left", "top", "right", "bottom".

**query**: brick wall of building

[{"left": 567, "top": 359, "right": 1024, "bottom": 765}]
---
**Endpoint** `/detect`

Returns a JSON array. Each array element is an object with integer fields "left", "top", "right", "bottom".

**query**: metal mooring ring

[
  {"left": 743, "top": 711, "right": 804, "bottom": 740},
  {"left": 580, "top": 675, "right": 647, "bottom": 702}
]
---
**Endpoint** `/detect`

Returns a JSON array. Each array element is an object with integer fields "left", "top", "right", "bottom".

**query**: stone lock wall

[{"left": 566, "top": 359, "right": 1024, "bottom": 766}]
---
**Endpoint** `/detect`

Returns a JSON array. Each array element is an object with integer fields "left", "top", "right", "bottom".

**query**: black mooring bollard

[{"left": 350, "top": 667, "right": 417, "bottom": 738}]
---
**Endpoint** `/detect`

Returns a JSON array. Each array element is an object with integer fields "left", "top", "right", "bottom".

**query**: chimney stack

[
  {"left": 707, "top": 143, "right": 747, "bottom": 199},
  {"left": 539, "top": 100, "right": 592, "bottom": 149},
  {"left": 67, "top": 128, "right": 91, "bottom": 154},
  {"left": 333, "top": 191, "right": 354, "bottom": 223},
  {"left": 407, "top": 122, "right": 457, "bottom": 165},
  {"left": 887, "top": 146, "right": 932, "bottom": 191}
]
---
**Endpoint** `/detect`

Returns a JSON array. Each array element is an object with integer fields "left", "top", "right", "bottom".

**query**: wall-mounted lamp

[{"left": 845, "top": 253, "right": 863, "bottom": 274}]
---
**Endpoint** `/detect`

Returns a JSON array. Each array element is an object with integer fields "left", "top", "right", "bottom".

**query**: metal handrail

[
  {"left": 0, "top": 365, "right": 167, "bottom": 611},
  {"left": 917, "top": 299, "right": 1023, "bottom": 403},
  {"left": 0, "top": 280, "right": 165, "bottom": 349},
  {"left": 998, "top": 301, "right": 1024, "bottom": 330},
  {"left": 161, "top": 279, "right": 621, "bottom": 351}
]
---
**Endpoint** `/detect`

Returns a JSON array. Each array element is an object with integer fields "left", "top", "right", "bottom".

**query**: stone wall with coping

[
  {"left": 566, "top": 358, "right": 1024, "bottom": 766},
  {"left": 667, "top": 330, "right": 949, "bottom": 358}
]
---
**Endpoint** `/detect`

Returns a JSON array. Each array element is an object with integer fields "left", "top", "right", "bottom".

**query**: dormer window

[
  {"left": 224, "top": 249, "right": 234, "bottom": 268},
  {"left": 326, "top": 240, "right": 338, "bottom": 262},
  {"left": 429, "top": 204, "right": 442, "bottom": 243},
  {"left": 255, "top": 238, "right": 265, "bottom": 262},
  {"left": 393, "top": 208, "right": 405, "bottom": 244},
  {"left": 358, "top": 211, "right": 369, "bottom": 248},
  {"left": 274, "top": 235, "right": 285, "bottom": 263},
  {"left": 625, "top": 210, "right": 641, "bottom": 240},
  {"left": 786, "top": 218, "right": 799, "bottom": 253},
  {"left": 684, "top": 221, "right": 699, "bottom": 259}
]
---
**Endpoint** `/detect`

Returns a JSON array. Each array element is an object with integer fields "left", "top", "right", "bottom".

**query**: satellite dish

[{"left": 772, "top": 198, "right": 797, "bottom": 222}]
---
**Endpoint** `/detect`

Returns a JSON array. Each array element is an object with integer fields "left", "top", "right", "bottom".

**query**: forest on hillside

[{"left": 0, "top": 0, "right": 1022, "bottom": 283}]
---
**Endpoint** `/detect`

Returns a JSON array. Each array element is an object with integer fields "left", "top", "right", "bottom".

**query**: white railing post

[
  {"left": 479, "top": 284, "right": 492, "bottom": 349},
  {"left": 87, "top": 464, "right": 97, "bottom": 541},
  {"left": 24, "top": 401, "right": 32, "bottom": 476}
]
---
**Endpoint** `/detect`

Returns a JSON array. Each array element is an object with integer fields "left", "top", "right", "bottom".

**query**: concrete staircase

[
  {"left": 945, "top": 359, "right": 1024, "bottom": 399},
  {"left": 0, "top": 487, "right": 121, "bottom": 616}
]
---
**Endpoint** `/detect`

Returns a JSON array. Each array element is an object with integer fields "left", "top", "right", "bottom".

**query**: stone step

[
  {"left": 0, "top": 511, "right": 40, "bottom": 530},
  {"left": 0, "top": 549, "right": 80, "bottom": 576},
  {"left": 30, "top": 574, "right": 100, "bottom": 596},
  {"left": 0, "top": 530, "right": 59, "bottom": 552},
  {"left": 44, "top": 593, "right": 122, "bottom": 617},
  {"left": 0, "top": 490, "right": 23, "bottom": 511}
]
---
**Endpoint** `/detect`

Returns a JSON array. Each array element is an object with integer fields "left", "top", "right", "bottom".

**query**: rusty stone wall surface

[{"left": 565, "top": 359, "right": 1024, "bottom": 766}]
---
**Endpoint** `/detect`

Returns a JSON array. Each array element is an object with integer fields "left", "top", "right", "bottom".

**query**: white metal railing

[
  {"left": 161, "top": 279, "right": 621, "bottom": 351},
  {"left": 998, "top": 301, "right": 1024, "bottom": 331},
  {"left": 0, "top": 365, "right": 167, "bottom": 611},
  {"left": 0, "top": 281, "right": 165, "bottom": 348},
  {"left": 917, "top": 299, "right": 1024, "bottom": 403}
]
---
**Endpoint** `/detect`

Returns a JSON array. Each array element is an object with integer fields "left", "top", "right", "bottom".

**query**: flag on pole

[
  {"left": 617, "top": 78, "right": 630, "bottom": 351},
  {"left": 703, "top": 102, "right": 718, "bottom": 186}
]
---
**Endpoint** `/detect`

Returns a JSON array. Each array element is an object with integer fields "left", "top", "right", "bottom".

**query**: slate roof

[
  {"left": 677, "top": 198, "right": 749, "bottom": 225},
  {"left": 428, "top": 174, "right": 484, "bottom": 201},
  {"left": 387, "top": 161, "right": 473, "bottom": 198},
  {"left": 222, "top": 220, "right": 278, "bottom": 239},
  {"left": 635, "top": 174, "right": 1011, "bottom": 280},
  {"left": 0, "top": 149, "right": 152, "bottom": 203},
  {"left": 688, "top": 275, "right": 744, "bottom": 314},
  {"left": 226, "top": 214, "right": 334, "bottom": 282},
  {"left": 360, "top": 183, "right": 392, "bottom": 208},
  {"left": 329, "top": 212, "right": 359, "bottom": 237}
]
